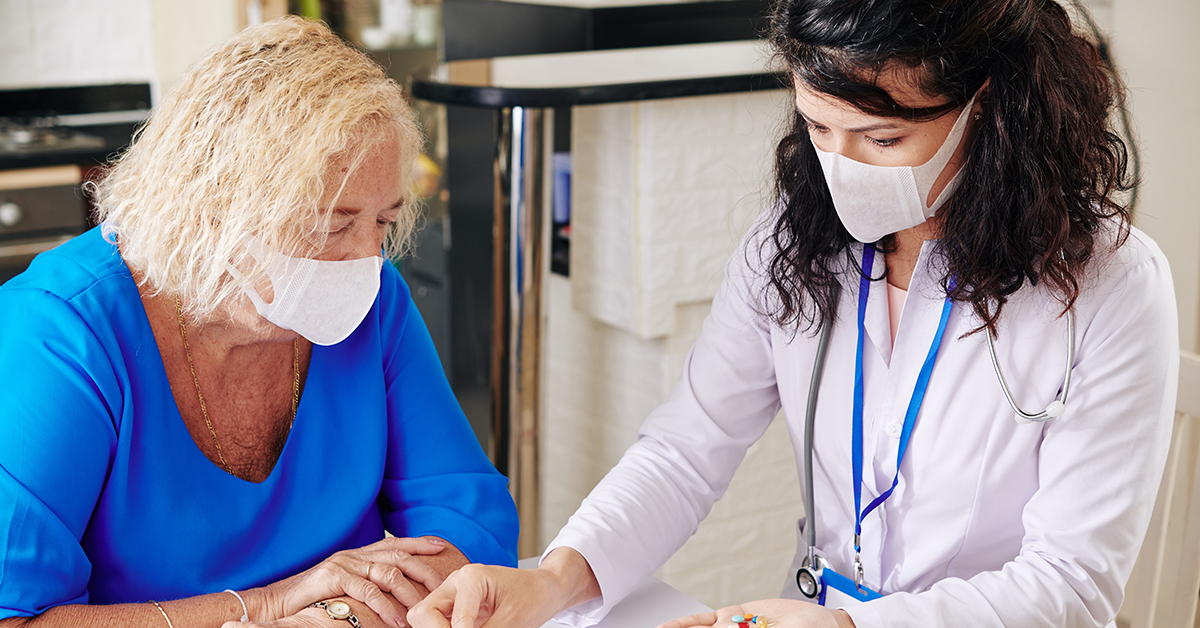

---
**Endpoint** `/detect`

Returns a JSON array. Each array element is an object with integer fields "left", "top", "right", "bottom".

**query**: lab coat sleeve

[
  {"left": 541, "top": 221, "right": 787, "bottom": 626},
  {"left": 845, "top": 237, "right": 1179, "bottom": 627}
]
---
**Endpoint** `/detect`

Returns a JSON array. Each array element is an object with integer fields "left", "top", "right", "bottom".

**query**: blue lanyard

[{"left": 851, "top": 243, "right": 954, "bottom": 586}]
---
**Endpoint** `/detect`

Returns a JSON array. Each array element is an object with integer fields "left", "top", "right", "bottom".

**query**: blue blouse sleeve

[
  {"left": 0, "top": 286, "right": 119, "bottom": 617},
  {"left": 376, "top": 268, "right": 518, "bottom": 567}
]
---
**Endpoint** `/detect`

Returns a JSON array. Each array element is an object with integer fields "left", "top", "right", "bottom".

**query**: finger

[
  {"left": 408, "top": 602, "right": 452, "bottom": 628},
  {"left": 373, "top": 561, "right": 426, "bottom": 609},
  {"left": 329, "top": 549, "right": 441, "bottom": 601},
  {"left": 370, "top": 550, "right": 446, "bottom": 592},
  {"left": 446, "top": 572, "right": 485, "bottom": 628},
  {"left": 407, "top": 585, "right": 458, "bottom": 628},
  {"left": 656, "top": 611, "right": 719, "bottom": 628},
  {"left": 367, "top": 536, "right": 449, "bottom": 556},
  {"left": 338, "top": 573, "right": 406, "bottom": 628},
  {"left": 408, "top": 570, "right": 484, "bottom": 628}
]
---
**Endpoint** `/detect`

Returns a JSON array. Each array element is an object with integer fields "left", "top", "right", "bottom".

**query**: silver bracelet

[
  {"left": 224, "top": 589, "right": 249, "bottom": 623},
  {"left": 150, "top": 600, "right": 175, "bottom": 628}
]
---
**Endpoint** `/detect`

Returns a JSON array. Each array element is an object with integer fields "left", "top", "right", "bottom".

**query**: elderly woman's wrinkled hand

[
  {"left": 250, "top": 536, "right": 448, "bottom": 628},
  {"left": 222, "top": 607, "right": 328, "bottom": 628},
  {"left": 222, "top": 603, "right": 365, "bottom": 628}
]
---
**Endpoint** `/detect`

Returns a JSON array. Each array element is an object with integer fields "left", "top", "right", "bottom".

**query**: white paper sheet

[{"left": 518, "top": 558, "right": 712, "bottom": 628}]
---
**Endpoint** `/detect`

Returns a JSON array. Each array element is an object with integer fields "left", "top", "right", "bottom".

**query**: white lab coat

[{"left": 543, "top": 215, "right": 1179, "bottom": 628}]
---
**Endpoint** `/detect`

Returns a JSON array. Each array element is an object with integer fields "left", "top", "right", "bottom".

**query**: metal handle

[{"left": 491, "top": 106, "right": 552, "bottom": 557}]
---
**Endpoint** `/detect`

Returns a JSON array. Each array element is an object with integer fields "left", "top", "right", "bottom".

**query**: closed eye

[
  {"left": 804, "top": 122, "right": 830, "bottom": 134},
  {"left": 866, "top": 136, "right": 901, "bottom": 148}
]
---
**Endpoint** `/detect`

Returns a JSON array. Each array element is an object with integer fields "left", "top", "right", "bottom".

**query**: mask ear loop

[
  {"left": 226, "top": 236, "right": 278, "bottom": 310},
  {"left": 226, "top": 262, "right": 274, "bottom": 311},
  {"left": 913, "top": 92, "right": 980, "bottom": 214}
]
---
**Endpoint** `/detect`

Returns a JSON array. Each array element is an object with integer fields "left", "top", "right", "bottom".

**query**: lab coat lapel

[
  {"left": 862, "top": 242, "right": 944, "bottom": 508},
  {"left": 872, "top": 242, "right": 947, "bottom": 484},
  {"left": 849, "top": 243, "right": 891, "bottom": 502},
  {"left": 862, "top": 245, "right": 893, "bottom": 366}
]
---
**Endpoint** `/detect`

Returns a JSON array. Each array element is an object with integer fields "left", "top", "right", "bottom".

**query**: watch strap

[{"left": 306, "top": 601, "right": 363, "bottom": 628}]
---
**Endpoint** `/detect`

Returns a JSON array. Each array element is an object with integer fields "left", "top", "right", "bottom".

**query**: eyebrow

[
  {"left": 334, "top": 198, "right": 406, "bottom": 216},
  {"left": 798, "top": 111, "right": 903, "bottom": 134}
]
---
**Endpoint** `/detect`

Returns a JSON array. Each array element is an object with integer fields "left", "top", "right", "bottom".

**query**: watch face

[{"left": 327, "top": 601, "right": 352, "bottom": 619}]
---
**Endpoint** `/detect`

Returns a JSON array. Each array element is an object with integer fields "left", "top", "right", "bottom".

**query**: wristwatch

[{"left": 307, "top": 600, "right": 363, "bottom": 628}]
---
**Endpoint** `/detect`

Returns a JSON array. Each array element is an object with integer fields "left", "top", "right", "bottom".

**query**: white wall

[
  {"left": 145, "top": 0, "right": 238, "bottom": 97},
  {"left": 0, "top": 0, "right": 237, "bottom": 101},
  {"left": 0, "top": 0, "right": 156, "bottom": 91},
  {"left": 1102, "top": 0, "right": 1200, "bottom": 352}
]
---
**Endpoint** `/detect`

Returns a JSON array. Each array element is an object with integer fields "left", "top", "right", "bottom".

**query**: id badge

[{"left": 818, "top": 567, "right": 883, "bottom": 608}]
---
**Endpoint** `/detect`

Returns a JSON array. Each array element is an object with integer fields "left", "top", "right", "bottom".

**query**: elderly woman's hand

[
  {"left": 248, "top": 536, "right": 448, "bottom": 628},
  {"left": 225, "top": 598, "right": 393, "bottom": 628},
  {"left": 223, "top": 599, "right": 378, "bottom": 628}
]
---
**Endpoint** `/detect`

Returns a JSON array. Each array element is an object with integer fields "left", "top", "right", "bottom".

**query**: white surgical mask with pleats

[
  {"left": 227, "top": 237, "right": 383, "bottom": 346},
  {"left": 812, "top": 95, "right": 977, "bottom": 243}
]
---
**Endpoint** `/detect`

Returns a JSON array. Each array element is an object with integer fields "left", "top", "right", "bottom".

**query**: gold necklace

[{"left": 175, "top": 298, "right": 300, "bottom": 476}]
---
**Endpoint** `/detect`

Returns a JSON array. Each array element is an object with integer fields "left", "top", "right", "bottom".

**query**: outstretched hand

[
  {"left": 656, "top": 599, "right": 854, "bottom": 628},
  {"left": 406, "top": 563, "right": 564, "bottom": 628},
  {"left": 407, "top": 547, "right": 601, "bottom": 628}
]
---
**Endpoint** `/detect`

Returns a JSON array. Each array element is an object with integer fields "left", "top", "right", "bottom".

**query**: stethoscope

[{"left": 794, "top": 270, "right": 1077, "bottom": 601}]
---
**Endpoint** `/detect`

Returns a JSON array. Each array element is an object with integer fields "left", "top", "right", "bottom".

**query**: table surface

[{"left": 518, "top": 558, "right": 712, "bottom": 628}]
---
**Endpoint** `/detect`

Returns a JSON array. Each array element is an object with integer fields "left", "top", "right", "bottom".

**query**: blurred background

[{"left": 0, "top": 0, "right": 1196, "bottom": 614}]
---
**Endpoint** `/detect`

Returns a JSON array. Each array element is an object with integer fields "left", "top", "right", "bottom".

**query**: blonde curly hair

[{"left": 93, "top": 15, "right": 421, "bottom": 322}]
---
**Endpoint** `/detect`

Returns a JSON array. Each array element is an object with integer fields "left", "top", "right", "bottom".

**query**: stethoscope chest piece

[
  {"left": 796, "top": 554, "right": 826, "bottom": 600},
  {"left": 796, "top": 565, "right": 821, "bottom": 599}
]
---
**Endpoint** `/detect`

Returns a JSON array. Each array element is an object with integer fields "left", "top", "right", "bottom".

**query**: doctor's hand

[
  {"left": 657, "top": 599, "right": 856, "bottom": 628},
  {"left": 407, "top": 547, "right": 602, "bottom": 628}
]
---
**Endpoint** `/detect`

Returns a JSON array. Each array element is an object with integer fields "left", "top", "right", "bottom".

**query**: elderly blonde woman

[{"left": 0, "top": 16, "right": 517, "bottom": 628}]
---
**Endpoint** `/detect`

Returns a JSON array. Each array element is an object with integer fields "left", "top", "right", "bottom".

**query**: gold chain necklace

[{"left": 175, "top": 298, "right": 300, "bottom": 476}]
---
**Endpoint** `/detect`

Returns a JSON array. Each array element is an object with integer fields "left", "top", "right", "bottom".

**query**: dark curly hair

[{"left": 763, "top": 0, "right": 1135, "bottom": 337}]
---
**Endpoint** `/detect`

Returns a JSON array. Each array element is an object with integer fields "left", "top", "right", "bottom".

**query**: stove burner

[{"left": 0, "top": 117, "right": 105, "bottom": 156}]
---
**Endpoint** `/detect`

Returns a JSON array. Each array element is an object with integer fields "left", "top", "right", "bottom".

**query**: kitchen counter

[
  {"left": 0, "top": 83, "right": 151, "bottom": 172},
  {"left": 0, "top": 122, "right": 140, "bottom": 171}
]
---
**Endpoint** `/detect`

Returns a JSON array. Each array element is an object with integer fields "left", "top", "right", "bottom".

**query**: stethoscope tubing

[
  {"left": 799, "top": 267, "right": 1076, "bottom": 598},
  {"left": 804, "top": 282, "right": 841, "bottom": 564},
  {"left": 985, "top": 308, "right": 1075, "bottom": 422}
]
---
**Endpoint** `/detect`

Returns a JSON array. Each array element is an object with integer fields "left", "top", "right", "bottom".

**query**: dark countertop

[
  {"left": 412, "top": 72, "right": 785, "bottom": 109},
  {"left": 441, "top": 0, "right": 771, "bottom": 62},
  {"left": 0, "top": 122, "right": 140, "bottom": 171}
]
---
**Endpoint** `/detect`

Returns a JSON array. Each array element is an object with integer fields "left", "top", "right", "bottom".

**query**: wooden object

[{"left": 1118, "top": 351, "right": 1200, "bottom": 628}]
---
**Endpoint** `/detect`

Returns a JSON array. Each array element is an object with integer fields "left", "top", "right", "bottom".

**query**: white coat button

[{"left": 886, "top": 421, "right": 903, "bottom": 439}]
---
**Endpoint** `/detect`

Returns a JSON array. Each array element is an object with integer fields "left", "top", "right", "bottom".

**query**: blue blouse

[{"left": 0, "top": 228, "right": 518, "bottom": 618}]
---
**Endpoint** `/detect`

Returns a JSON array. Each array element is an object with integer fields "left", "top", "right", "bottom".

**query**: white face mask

[
  {"left": 227, "top": 237, "right": 383, "bottom": 346},
  {"left": 812, "top": 95, "right": 977, "bottom": 243}
]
